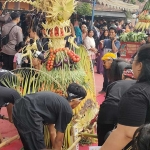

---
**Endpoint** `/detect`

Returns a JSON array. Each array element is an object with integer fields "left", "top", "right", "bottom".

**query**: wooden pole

[
  {"left": 67, "top": 137, "right": 81, "bottom": 150},
  {"left": 80, "top": 133, "right": 97, "bottom": 138},
  {"left": 0, "top": 135, "right": 20, "bottom": 148}
]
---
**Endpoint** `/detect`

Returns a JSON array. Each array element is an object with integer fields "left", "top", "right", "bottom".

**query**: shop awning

[
  {"left": 98, "top": 0, "right": 139, "bottom": 11},
  {"left": 94, "top": 11, "right": 126, "bottom": 18}
]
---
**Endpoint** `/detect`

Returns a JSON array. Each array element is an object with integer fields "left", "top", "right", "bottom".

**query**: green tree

[{"left": 76, "top": 2, "right": 92, "bottom": 16}]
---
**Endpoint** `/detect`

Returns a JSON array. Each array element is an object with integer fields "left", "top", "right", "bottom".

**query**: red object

[{"left": 120, "top": 42, "right": 141, "bottom": 59}]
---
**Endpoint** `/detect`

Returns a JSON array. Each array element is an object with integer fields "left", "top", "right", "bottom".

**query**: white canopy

[{"left": 98, "top": 0, "right": 139, "bottom": 11}]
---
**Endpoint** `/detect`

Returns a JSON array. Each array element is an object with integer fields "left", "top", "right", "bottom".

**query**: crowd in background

[{"left": 1, "top": 3, "right": 150, "bottom": 150}]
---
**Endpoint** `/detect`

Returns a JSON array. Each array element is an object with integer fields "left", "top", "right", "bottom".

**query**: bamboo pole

[
  {"left": 80, "top": 133, "right": 97, "bottom": 139},
  {"left": 67, "top": 137, "right": 81, "bottom": 150},
  {"left": 0, "top": 135, "right": 20, "bottom": 148}
]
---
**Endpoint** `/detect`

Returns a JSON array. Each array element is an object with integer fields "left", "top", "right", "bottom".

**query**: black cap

[{"left": 67, "top": 83, "right": 87, "bottom": 101}]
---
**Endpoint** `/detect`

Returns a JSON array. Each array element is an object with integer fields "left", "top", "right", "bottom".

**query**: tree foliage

[{"left": 76, "top": 2, "right": 92, "bottom": 16}]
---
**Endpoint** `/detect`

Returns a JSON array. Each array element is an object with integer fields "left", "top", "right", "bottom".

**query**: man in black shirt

[
  {"left": 97, "top": 66, "right": 136, "bottom": 146},
  {"left": 0, "top": 86, "right": 21, "bottom": 142},
  {"left": 13, "top": 83, "right": 87, "bottom": 150}
]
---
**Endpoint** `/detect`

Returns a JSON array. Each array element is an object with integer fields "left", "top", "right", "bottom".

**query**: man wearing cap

[
  {"left": 1, "top": 12, "right": 23, "bottom": 70},
  {"left": 12, "top": 83, "right": 87, "bottom": 150}
]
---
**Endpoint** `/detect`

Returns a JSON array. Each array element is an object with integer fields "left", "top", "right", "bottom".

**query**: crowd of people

[{"left": 0, "top": 2, "right": 150, "bottom": 150}]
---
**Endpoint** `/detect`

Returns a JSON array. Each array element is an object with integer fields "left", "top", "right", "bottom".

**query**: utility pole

[{"left": 91, "top": 0, "right": 96, "bottom": 29}]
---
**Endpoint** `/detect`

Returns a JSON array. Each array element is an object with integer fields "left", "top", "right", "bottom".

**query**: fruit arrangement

[
  {"left": 135, "top": 0, "right": 150, "bottom": 32},
  {"left": 2, "top": 0, "right": 98, "bottom": 150},
  {"left": 119, "top": 32, "right": 148, "bottom": 42},
  {"left": 46, "top": 48, "right": 80, "bottom": 71},
  {"left": 134, "top": 10, "right": 150, "bottom": 31},
  {"left": 50, "top": 27, "right": 65, "bottom": 37}
]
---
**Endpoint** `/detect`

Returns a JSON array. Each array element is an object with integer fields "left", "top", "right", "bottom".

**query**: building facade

[{"left": 1, "top": 1, "right": 32, "bottom": 10}]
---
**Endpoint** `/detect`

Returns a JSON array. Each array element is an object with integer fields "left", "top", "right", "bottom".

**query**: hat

[
  {"left": 67, "top": 83, "right": 87, "bottom": 101},
  {"left": 102, "top": 52, "right": 117, "bottom": 61},
  {"left": 123, "top": 69, "right": 134, "bottom": 79}
]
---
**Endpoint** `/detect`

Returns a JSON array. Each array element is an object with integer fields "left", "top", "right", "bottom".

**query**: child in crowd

[{"left": 13, "top": 41, "right": 25, "bottom": 69}]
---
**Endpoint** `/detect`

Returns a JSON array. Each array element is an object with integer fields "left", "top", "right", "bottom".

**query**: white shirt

[{"left": 84, "top": 36, "right": 96, "bottom": 59}]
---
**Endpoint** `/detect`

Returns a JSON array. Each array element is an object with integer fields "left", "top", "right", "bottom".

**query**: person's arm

[
  {"left": 0, "top": 13, "right": 10, "bottom": 22},
  {"left": 6, "top": 103, "right": 13, "bottom": 123},
  {"left": 17, "top": 27, "right": 23, "bottom": 44},
  {"left": 100, "top": 124, "right": 138, "bottom": 150},
  {"left": 112, "top": 38, "right": 120, "bottom": 53},
  {"left": 48, "top": 124, "right": 56, "bottom": 148},
  {"left": 101, "top": 88, "right": 148, "bottom": 150},
  {"left": 13, "top": 55, "right": 17, "bottom": 69},
  {"left": 53, "top": 131, "right": 64, "bottom": 150},
  {"left": 84, "top": 38, "right": 97, "bottom": 52},
  {"left": 54, "top": 111, "right": 72, "bottom": 150}
]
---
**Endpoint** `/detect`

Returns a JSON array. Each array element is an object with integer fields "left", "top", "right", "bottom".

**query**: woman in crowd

[
  {"left": 84, "top": 29, "right": 97, "bottom": 66},
  {"left": 101, "top": 44, "right": 150, "bottom": 150},
  {"left": 81, "top": 24, "right": 87, "bottom": 42},
  {"left": 97, "top": 29, "right": 109, "bottom": 74},
  {"left": 97, "top": 65, "right": 136, "bottom": 146},
  {"left": 102, "top": 52, "right": 130, "bottom": 83}
]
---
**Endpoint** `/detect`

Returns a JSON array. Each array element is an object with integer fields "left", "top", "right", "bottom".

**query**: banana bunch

[
  {"left": 119, "top": 32, "right": 148, "bottom": 42},
  {"left": 135, "top": 22, "right": 150, "bottom": 31}
]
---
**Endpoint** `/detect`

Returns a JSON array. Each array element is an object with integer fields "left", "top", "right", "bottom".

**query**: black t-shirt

[
  {"left": 0, "top": 86, "right": 21, "bottom": 108},
  {"left": 13, "top": 91, "right": 73, "bottom": 133},
  {"left": 98, "top": 80, "right": 136, "bottom": 124},
  {"left": 118, "top": 82, "right": 150, "bottom": 126},
  {"left": 104, "top": 80, "right": 136, "bottom": 105}
]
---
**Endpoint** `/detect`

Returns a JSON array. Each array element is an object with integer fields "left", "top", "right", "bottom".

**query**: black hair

[
  {"left": 0, "top": 2, "right": 2, "bottom": 10},
  {"left": 136, "top": 44, "right": 150, "bottom": 83},
  {"left": 124, "top": 65, "right": 132, "bottom": 70},
  {"left": 108, "top": 59, "right": 129, "bottom": 82},
  {"left": 11, "top": 12, "right": 20, "bottom": 20},
  {"left": 109, "top": 26, "right": 117, "bottom": 33},
  {"left": 15, "top": 41, "right": 25, "bottom": 52},
  {"left": 67, "top": 83, "right": 87, "bottom": 101},
  {"left": 99, "top": 29, "right": 109, "bottom": 41},
  {"left": 88, "top": 29, "right": 94, "bottom": 34},
  {"left": 132, "top": 124, "right": 150, "bottom": 150}
]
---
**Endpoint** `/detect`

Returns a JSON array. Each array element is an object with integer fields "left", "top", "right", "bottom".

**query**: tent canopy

[
  {"left": 98, "top": 0, "right": 139, "bottom": 11},
  {"left": 94, "top": 11, "right": 126, "bottom": 18}
]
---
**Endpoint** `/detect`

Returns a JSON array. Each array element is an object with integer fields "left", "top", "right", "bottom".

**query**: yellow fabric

[{"left": 102, "top": 52, "right": 117, "bottom": 61}]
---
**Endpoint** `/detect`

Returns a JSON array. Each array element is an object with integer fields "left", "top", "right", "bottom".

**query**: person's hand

[
  {"left": 112, "top": 37, "right": 117, "bottom": 42},
  {"left": 9, "top": 118, "right": 13, "bottom": 123},
  {"left": 94, "top": 48, "right": 98, "bottom": 53},
  {"left": 97, "top": 53, "right": 100, "bottom": 56},
  {"left": 140, "top": 39, "right": 146, "bottom": 44}
]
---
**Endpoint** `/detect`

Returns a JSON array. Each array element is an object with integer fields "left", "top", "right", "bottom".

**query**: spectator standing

[
  {"left": 74, "top": 20, "right": 82, "bottom": 45},
  {"left": 81, "top": 24, "right": 88, "bottom": 42},
  {"left": 97, "top": 29, "right": 109, "bottom": 74},
  {"left": 84, "top": 29, "right": 97, "bottom": 66},
  {"left": 99, "top": 27, "right": 120, "bottom": 94},
  {"left": 1, "top": 12, "right": 23, "bottom": 70}
]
